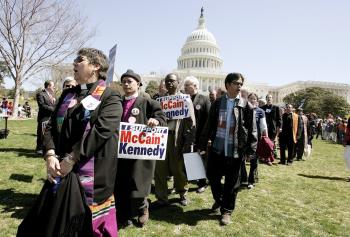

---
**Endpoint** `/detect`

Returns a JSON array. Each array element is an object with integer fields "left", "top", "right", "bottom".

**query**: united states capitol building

[
  {"left": 53, "top": 8, "right": 350, "bottom": 104},
  {"left": 140, "top": 8, "right": 350, "bottom": 104}
]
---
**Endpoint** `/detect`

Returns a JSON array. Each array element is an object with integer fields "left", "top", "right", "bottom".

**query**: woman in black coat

[{"left": 43, "top": 48, "right": 122, "bottom": 236}]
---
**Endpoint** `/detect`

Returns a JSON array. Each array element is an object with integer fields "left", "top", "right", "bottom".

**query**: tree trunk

[{"left": 12, "top": 76, "right": 21, "bottom": 118}]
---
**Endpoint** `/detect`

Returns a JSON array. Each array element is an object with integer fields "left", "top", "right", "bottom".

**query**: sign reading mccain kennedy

[
  {"left": 156, "top": 94, "right": 192, "bottom": 119},
  {"left": 118, "top": 122, "right": 168, "bottom": 160}
]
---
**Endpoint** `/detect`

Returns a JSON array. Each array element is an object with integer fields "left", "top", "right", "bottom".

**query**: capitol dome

[{"left": 177, "top": 8, "right": 223, "bottom": 71}]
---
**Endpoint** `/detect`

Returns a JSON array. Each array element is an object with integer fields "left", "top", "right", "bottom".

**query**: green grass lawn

[{"left": 0, "top": 119, "right": 349, "bottom": 237}]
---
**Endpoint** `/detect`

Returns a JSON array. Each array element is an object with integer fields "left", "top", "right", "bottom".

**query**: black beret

[{"left": 121, "top": 69, "right": 142, "bottom": 86}]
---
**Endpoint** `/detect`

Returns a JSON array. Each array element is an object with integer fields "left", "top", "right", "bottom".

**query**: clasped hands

[{"left": 46, "top": 151, "right": 75, "bottom": 183}]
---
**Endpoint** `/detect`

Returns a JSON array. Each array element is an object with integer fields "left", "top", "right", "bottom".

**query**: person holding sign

[
  {"left": 114, "top": 69, "right": 166, "bottom": 228},
  {"left": 154, "top": 73, "right": 196, "bottom": 207},
  {"left": 184, "top": 76, "right": 211, "bottom": 193},
  {"left": 38, "top": 48, "right": 122, "bottom": 237},
  {"left": 199, "top": 73, "right": 257, "bottom": 225}
]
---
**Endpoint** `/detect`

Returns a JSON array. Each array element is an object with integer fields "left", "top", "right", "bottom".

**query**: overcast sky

[{"left": 5, "top": 0, "right": 350, "bottom": 89}]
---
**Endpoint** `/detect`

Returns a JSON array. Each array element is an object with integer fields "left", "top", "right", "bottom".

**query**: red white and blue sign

[
  {"left": 118, "top": 122, "right": 168, "bottom": 160},
  {"left": 156, "top": 94, "right": 192, "bottom": 119}
]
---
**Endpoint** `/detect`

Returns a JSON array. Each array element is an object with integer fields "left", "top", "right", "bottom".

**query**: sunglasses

[
  {"left": 165, "top": 80, "right": 178, "bottom": 85},
  {"left": 230, "top": 81, "right": 243, "bottom": 86},
  {"left": 73, "top": 56, "right": 87, "bottom": 63},
  {"left": 65, "top": 84, "right": 75, "bottom": 88}
]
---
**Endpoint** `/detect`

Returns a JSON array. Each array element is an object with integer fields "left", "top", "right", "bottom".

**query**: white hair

[
  {"left": 62, "top": 76, "right": 77, "bottom": 88},
  {"left": 184, "top": 76, "right": 199, "bottom": 89},
  {"left": 63, "top": 76, "right": 74, "bottom": 83}
]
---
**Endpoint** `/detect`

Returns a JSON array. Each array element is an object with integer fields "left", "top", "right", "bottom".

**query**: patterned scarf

[
  {"left": 77, "top": 80, "right": 106, "bottom": 206},
  {"left": 56, "top": 80, "right": 106, "bottom": 206},
  {"left": 56, "top": 93, "right": 77, "bottom": 133},
  {"left": 212, "top": 96, "right": 237, "bottom": 157}
]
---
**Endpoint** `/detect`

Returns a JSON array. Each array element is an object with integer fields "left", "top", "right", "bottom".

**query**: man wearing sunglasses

[
  {"left": 199, "top": 73, "right": 257, "bottom": 225},
  {"left": 62, "top": 76, "right": 77, "bottom": 90}
]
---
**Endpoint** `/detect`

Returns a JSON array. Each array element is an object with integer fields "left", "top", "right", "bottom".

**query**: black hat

[{"left": 121, "top": 69, "right": 142, "bottom": 86}]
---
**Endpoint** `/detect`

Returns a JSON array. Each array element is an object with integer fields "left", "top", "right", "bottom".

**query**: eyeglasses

[
  {"left": 65, "top": 84, "right": 75, "bottom": 88},
  {"left": 73, "top": 56, "right": 87, "bottom": 63},
  {"left": 165, "top": 80, "right": 178, "bottom": 85},
  {"left": 230, "top": 81, "right": 243, "bottom": 86}
]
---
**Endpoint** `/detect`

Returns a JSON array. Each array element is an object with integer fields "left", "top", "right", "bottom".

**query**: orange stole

[{"left": 292, "top": 113, "right": 299, "bottom": 143}]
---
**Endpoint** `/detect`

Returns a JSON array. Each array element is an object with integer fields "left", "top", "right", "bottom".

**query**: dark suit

[
  {"left": 115, "top": 94, "right": 167, "bottom": 222},
  {"left": 260, "top": 104, "right": 281, "bottom": 140},
  {"left": 280, "top": 113, "right": 295, "bottom": 164},
  {"left": 260, "top": 104, "right": 281, "bottom": 158},
  {"left": 191, "top": 93, "right": 211, "bottom": 188},
  {"left": 36, "top": 90, "right": 56, "bottom": 151}
]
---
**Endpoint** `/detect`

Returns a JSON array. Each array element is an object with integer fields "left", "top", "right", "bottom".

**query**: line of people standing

[{"left": 21, "top": 46, "right": 317, "bottom": 236}]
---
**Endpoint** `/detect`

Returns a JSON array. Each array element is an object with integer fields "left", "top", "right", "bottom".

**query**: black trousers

[
  {"left": 241, "top": 154, "right": 258, "bottom": 184},
  {"left": 194, "top": 144, "right": 208, "bottom": 188},
  {"left": 115, "top": 193, "right": 148, "bottom": 222},
  {"left": 280, "top": 138, "right": 295, "bottom": 163},
  {"left": 295, "top": 135, "right": 305, "bottom": 159},
  {"left": 207, "top": 151, "right": 242, "bottom": 214},
  {"left": 36, "top": 121, "right": 43, "bottom": 151}
]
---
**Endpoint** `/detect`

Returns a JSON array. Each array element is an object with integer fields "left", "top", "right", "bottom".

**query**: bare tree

[{"left": 0, "top": 0, "right": 94, "bottom": 117}]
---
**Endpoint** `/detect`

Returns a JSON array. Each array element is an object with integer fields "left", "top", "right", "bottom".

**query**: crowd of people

[
  {"left": 1, "top": 97, "right": 31, "bottom": 118},
  {"left": 17, "top": 47, "right": 349, "bottom": 237}
]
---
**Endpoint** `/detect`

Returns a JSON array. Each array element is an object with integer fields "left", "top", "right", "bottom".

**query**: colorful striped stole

[
  {"left": 76, "top": 80, "right": 106, "bottom": 206},
  {"left": 56, "top": 92, "right": 77, "bottom": 133}
]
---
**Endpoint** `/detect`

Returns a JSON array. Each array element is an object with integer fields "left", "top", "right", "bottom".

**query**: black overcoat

[
  {"left": 115, "top": 94, "right": 167, "bottom": 198},
  {"left": 43, "top": 82, "right": 123, "bottom": 204}
]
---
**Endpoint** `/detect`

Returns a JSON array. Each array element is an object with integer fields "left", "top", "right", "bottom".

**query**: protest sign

[
  {"left": 106, "top": 44, "right": 117, "bottom": 86},
  {"left": 183, "top": 152, "right": 207, "bottom": 180},
  {"left": 118, "top": 122, "right": 168, "bottom": 160},
  {"left": 156, "top": 94, "right": 192, "bottom": 119}
]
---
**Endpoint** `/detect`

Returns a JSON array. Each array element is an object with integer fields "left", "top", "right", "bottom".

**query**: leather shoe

[
  {"left": 180, "top": 196, "right": 188, "bottom": 206},
  {"left": 151, "top": 200, "right": 169, "bottom": 209},
  {"left": 220, "top": 213, "right": 232, "bottom": 225},
  {"left": 196, "top": 185, "right": 207, "bottom": 193},
  {"left": 168, "top": 188, "right": 176, "bottom": 194},
  {"left": 138, "top": 208, "right": 149, "bottom": 226},
  {"left": 118, "top": 219, "right": 133, "bottom": 229}
]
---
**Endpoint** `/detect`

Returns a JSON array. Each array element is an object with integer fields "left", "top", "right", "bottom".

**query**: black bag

[{"left": 17, "top": 172, "right": 93, "bottom": 237}]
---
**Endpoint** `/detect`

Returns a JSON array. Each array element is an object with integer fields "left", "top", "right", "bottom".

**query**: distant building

[{"left": 52, "top": 8, "right": 350, "bottom": 104}]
